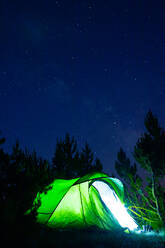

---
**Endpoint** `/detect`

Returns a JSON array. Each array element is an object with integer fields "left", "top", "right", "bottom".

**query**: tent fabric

[{"left": 32, "top": 172, "right": 126, "bottom": 230}]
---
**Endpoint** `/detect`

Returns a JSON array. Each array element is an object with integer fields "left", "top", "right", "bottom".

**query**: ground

[{"left": 5, "top": 227, "right": 165, "bottom": 248}]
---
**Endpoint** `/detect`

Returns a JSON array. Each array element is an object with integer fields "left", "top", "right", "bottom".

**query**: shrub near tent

[{"left": 29, "top": 172, "right": 138, "bottom": 231}]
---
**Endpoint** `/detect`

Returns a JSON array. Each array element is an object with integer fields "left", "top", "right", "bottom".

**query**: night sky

[{"left": 1, "top": 0, "right": 165, "bottom": 174}]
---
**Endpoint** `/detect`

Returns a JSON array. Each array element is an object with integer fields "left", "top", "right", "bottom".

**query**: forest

[{"left": 1, "top": 110, "right": 165, "bottom": 247}]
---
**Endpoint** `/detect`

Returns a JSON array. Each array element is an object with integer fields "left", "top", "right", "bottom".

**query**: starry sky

[{"left": 1, "top": 0, "right": 165, "bottom": 174}]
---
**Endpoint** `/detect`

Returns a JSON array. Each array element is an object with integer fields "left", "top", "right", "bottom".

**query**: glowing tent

[{"left": 31, "top": 172, "right": 138, "bottom": 231}]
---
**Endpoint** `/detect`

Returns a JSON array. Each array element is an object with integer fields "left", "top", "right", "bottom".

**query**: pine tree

[
  {"left": 0, "top": 137, "right": 52, "bottom": 231},
  {"left": 79, "top": 143, "right": 94, "bottom": 175},
  {"left": 52, "top": 134, "right": 103, "bottom": 178},
  {"left": 52, "top": 133, "right": 79, "bottom": 178},
  {"left": 134, "top": 110, "right": 165, "bottom": 227},
  {"left": 115, "top": 111, "right": 165, "bottom": 230},
  {"left": 79, "top": 143, "right": 103, "bottom": 176},
  {"left": 0, "top": 132, "right": 10, "bottom": 209},
  {"left": 115, "top": 148, "right": 153, "bottom": 228}
]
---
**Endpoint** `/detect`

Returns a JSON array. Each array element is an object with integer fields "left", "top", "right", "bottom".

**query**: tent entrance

[{"left": 92, "top": 181, "right": 138, "bottom": 231}]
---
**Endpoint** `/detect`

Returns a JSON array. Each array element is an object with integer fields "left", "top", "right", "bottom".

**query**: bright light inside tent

[{"left": 93, "top": 181, "right": 138, "bottom": 231}]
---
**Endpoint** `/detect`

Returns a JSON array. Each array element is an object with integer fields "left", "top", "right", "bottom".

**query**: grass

[{"left": 4, "top": 225, "right": 165, "bottom": 248}]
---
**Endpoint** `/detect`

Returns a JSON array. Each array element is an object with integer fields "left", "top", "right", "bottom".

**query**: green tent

[{"left": 31, "top": 172, "right": 138, "bottom": 231}]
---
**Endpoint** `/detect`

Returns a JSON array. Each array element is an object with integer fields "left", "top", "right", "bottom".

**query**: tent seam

[
  {"left": 79, "top": 184, "right": 87, "bottom": 225},
  {"left": 89, "top": 184, "right": 106, "bottom": 229},
  {"left": 45, "top": 184, "right": 78, "bottom": 225}
]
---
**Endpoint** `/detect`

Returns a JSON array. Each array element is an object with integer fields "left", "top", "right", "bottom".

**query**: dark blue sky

[{"left": 1, "top": 0, "right": 165, "bottom": 174}]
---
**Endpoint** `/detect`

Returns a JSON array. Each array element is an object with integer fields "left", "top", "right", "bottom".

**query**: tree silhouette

[
  {"left": 79, "top": 143, "right": 103, "bottom": 176},
  {"left": 115, "top": 148, "right": 142, "bottom": 202},
  {"left": 134, "top": 110, "right": 165, "bottom": 227},
  {"left": 115, "top": 148, "right": 152, "bottom": 228},
  {"left": 0, "top": 137, "right": 53, "bottom": 235},
  {"left": 52, "top": 133, "right": 103, "bottom": 178},
  {"left": 52, "top": 133, "right": 79, "bottom": 178},
  {"left": 115, "top": 111, "right": 165, "bottom": 230}
]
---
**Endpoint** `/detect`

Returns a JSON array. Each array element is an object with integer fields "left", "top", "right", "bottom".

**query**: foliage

[
  {"left": 0, "top": 139, "right": 53, "bottom": 235},
  {"left": 115, "top": 111, "right": 165, "bottom": 231},
  {"left": 52, "top": 133, "right": 103, "bottom": 178},
  {"left": 134, "top": 110, "right": 165, "bottom": 176},
  {"left": 115, "top": 148, "right": 148, "bottom": 228}
]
